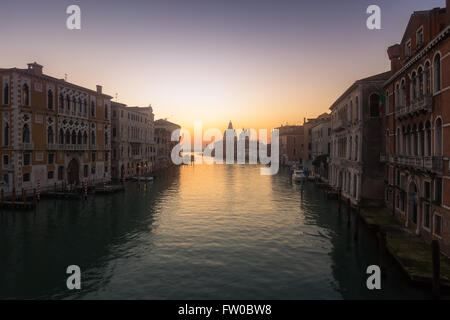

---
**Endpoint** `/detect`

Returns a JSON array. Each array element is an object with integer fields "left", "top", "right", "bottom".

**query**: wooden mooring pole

[
  {"left": 432, "top": 240, "right": 440, "bottom": 298},
  {"left": 377, "top": 231, "right": 387, "bottom": 275}
]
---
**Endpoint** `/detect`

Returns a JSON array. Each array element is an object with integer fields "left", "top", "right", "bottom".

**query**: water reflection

[{"left": 0, "top": 165, "right": 442, "bottom": 299}]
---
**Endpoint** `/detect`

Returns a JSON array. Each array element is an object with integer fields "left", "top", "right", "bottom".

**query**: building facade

[
  {"left": 154, "top": 119, "right": 181, "bottom": 170},
  {"left": 277, "top": 125, "right": 304, "bottom": 167},
  {"left": 329, "top": 72, "right": 390, "bottom": 207},
  {"left": 311, "top": 113, "right": 331, "bottom": 180},
  {"left": 111, "top": 102, "right": 155, "bottom": 180},
  {"left": 382, "top": 2, "right": 450, "bottom": 254},
  {"left": 0, "top": 62, "right": 112, "bottom": 194}
]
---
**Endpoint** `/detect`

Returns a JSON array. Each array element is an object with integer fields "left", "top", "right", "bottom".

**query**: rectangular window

[
  {"left": 58, "top": 166, "right": 64, "bottom": 180},
  {"left": 417, "top": 27, "right": 424, "bottom": 47},
  {"left": 23, "top": 173, "right": 30, "bottom": 182},
  {"left": 84, "top": 165, "right": 89, "bottom": 178},
  {"left": 23, "top": 153, "right": 31, "bottom": 166},
  {"left": 435, "top": 178, "right": 442, "bottom": 205},
  {"left": 3, "top": 155, "right": 9, "bottom": 166},
  {"left": 405, "top": 40, "right": 412, "bottom": 57},
  {"left": 48, "top": 153, "right": 55, "bottom": 164},
  {"left": 92, "top": 152, "right": 96, "bottom": 162},
  {"left": 434, "top": 215, "right": 442, "bottom": 237},
  {"left": 48, "top": 171, "right": 54, "bottom": 179}
]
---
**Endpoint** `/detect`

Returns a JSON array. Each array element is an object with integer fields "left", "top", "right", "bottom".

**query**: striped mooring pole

[
  {"left": 36, "top": 179, "right": 41, "bottom": 202},
  {"left": 84, "top": 179, "right": 88, "bottom": 199}
]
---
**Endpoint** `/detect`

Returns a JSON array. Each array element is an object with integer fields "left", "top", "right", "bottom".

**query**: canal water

[{"left": 0, "top": 164, "right": 438, "bottom": 299}]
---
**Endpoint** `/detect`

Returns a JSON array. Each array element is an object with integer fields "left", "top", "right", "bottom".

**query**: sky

[{"left": 0, "top": 0, "right": 446, "bottom": 133}]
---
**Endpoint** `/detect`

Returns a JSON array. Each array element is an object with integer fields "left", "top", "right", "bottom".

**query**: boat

[
  {"left": 132, "top": 176, "right": 154, "bottom": 182},
  {"left": 292, "top": 170, "right": 306, "bottom": 183}
]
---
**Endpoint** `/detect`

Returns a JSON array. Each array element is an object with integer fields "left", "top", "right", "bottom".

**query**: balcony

[
  {"left": 21, "top": 142, "right": 34, "bottom": 150},
  {"left": 389, "top": 155, "right": 443, "bottom": 173},
  {"left": 333, "top": 118, "right": 349, "bottom": 132},
  {"left": 396, "top": 95, "right": 432, "bottom": 119},
  {"left": 424, "top": 156, "right": 443, "bottom": 173}
]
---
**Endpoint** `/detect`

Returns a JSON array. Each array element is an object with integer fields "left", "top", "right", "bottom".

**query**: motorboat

[
  {"left": 132, "top": 176, "right": 154, "bottom": 182},
  {"left": 292, "top": 170, "right": 306, "bottom": 182}
]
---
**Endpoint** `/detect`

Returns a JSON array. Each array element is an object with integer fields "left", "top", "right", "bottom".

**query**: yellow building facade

[{"left": 0, "top": 62, "right": 112, "bottom": 194}]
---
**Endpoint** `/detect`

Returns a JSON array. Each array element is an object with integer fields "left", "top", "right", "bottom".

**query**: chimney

[
  {"left": 387, "top": 44, "right": 401, "bottom": 72},
  {"left": 27, "top": 62, "right": 43, "bottom": 75},
  {"left": 96, "top": 85, "right": 102, "bottom": 94}
]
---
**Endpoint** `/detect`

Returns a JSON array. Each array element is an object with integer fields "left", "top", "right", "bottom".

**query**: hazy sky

[{"left": 0, "top": 0, "right": 446, "bottom": 132}]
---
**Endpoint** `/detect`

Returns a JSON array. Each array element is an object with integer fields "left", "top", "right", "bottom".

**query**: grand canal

[{"left": 0, "top": 164, "right": 438, "bottom": 299}]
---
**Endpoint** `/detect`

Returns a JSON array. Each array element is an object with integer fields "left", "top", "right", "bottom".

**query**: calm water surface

[{"left": 0, "top": 164, "right": 438, "bottom": 299}]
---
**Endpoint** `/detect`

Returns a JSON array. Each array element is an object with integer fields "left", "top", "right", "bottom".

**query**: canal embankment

[{"left": 360, "top": 207, "right": 450, "bottom": 290}]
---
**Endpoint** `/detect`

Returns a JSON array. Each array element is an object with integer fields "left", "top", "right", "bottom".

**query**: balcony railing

[
  {"left": 387, "top": 154, "right": 443, "bottom": 173},
  {"left": 333, "top": 118, "right": 349, "bottom": 132},
  {"left": 396, "top": 95, "right": 432, "bottom": 119},
  {"left": 21, "top": 142, "right": 34, "bottom": 150}
]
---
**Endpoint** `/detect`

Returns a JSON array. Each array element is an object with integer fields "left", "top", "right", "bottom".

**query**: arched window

[
  {"left": 59, "top": 93, "right": 64, "bottom": 110},
  {"left": 47, "top": 126, "right": 54, "bottom": 144},
  {"left": 22, "top": 83, "right": 29, "bottom": 106},
  {"left": 435, "top": 118, "right": 442, "bottom": 156},
  {"left": 349, "top": 100, "right": 353, "bottom": 121},
  {"left": 71, "top": 130, "right": 76, "bottom": 145},
  {"left": 22, "top": 124, "right": 30, "bottom": 143},
  {"left": 47, "top": 90, "right": 54, "bottom": 109},
  {"left": 418, "top": 67, "right": 423, "bottom": 99},
  {"left": 91, "top": 131, "right": 96, "bottom": 145},
  {"left": 83, "top": 132, "right": 88, "bottom": 145},
  {"left": 434, "top": 54, "right": 441, "bottom": 92},
  {"left": 425, "top": 62, "right": 431, "bottom": 95},
  {"left": 105, "top": 132, "right": 109, "bottom": 146},
  {"left": 65, "top": 130, "right": 70, "bottom": 145},
  {"left": 77, "top": 131, "right": 82, "bottom": 145},
  {"left": 418, "top": 123, "right": 424, "bottom": 156},
  {"left": 400, "top": 80, "right": 406, "bottom": 106},
  {"left": 394, "top": 84, "right": 399, "bottom": 109},
  {"left": 413, "top": 124, "right": 418, "bottom": 156},
  {"left": 72, "top": 98, "right": 76, "bottom": 114},
  {"left": 91, "top": 101, "right": 95, "bottom": 117},
  {"left": 349, "top": 136, "right": 352, "bottom": 160},
  {"left": 66, "top": 94, "right": 70, "bottom": 111},
  {"left": 3, "top": 84, "right": 9, "bottom": 105},
  {"left": 411, "top": 72, "right": 417, "bottom": 101},
  {"left": 406, "top": 125, "right": 411, "bottom": 156},
  {"left": 425, "top": 121, "right": 431, "bottom": 156},
  {"left": 104, "top": 104, "right": 108, "bottom": 119},
  {"left": 354, "top": 135, "right": 358, "bottom": 161},
  {"left": 402, "top": 126, "right": 407, "bottom": 155},
  {"left": 355, "top": 97, "right": 359, "bottom": 120},
  {"left": 396, "top": 128, "right": 400, "bottom": 155},
  {"left": 83, "top": 100, "right": 87, "bottom": 115},
  {"left": 78, "top": 98, "right": 82, "bottom": 114},
  {"left": 369, "top": 93, "right": 380, "bottom": 117},
  {"left": 3, "top": 123, "right": 9, "bottom": 146},
  {"left": 59, "top": 129, "right": 64, "bottom": 144}
]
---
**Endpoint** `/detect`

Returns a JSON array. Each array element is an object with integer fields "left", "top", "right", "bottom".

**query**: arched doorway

[
  {"left": 408, "top": 182, "right": 418, "bottom": 225},
  {"left": 67, "top": 158, "right": 80, "bottom": 185}
]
